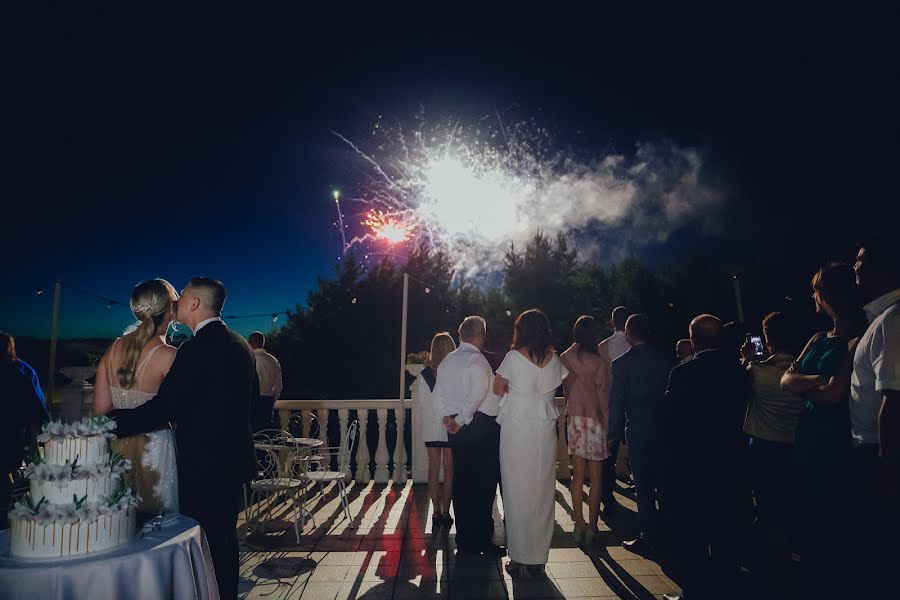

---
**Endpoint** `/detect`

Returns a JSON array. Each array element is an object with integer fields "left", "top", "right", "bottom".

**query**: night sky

[{"left": 4, "top": 4, "right": 894, "bottom": 339}]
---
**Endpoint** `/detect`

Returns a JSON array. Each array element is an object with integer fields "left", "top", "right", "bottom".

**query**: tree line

[{"left": 267, "top": 232, "right": 827, "bottom": 399}]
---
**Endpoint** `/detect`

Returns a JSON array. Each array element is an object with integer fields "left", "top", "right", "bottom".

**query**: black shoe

[
  {"left": 442, "top": 513, "right": 454, "bottom": 528},
  {"left": 623, "top": 535, "right": 656, "bottom": 556},
  {"left": 601, "top": 499, "right": 620, "bottom": 519},
  {"left": 432, "top": 513, "right": 444, "bottom": 529}
]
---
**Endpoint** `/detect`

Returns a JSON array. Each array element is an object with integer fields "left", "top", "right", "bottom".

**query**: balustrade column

[
  {"left": 354, "top": 409, "right": 371, "bottom": 483},
  {"left": 302, "top": 410, "right": 311, "bottom": 438},
  {"left": 317, "top": 409, "right": 329, "bottom": 468},
  {"left": 279, "top": 408, "right": 291, "bottom": 432},
  {"left": 337, "top": 409, "right": 350, "bottom": 481},
  {"left": 391, "top": 406, "right": 407, "bottom": 483},
  {"left": 373, "top": 409, "right": 390, "bottom": 483}
]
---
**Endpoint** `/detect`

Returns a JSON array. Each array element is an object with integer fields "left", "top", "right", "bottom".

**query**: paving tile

[
  {"left": 631, "top": 574, "right": 673, "bottom": 594},
  {"left": 240, "top": 480, "right": 693, "bottom": 599},
  {"left": 450, "top": 580, "right": 509, "bottom": 599}
]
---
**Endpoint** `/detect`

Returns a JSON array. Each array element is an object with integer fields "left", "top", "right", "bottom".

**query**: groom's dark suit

[{"left": 109, "top": 320, "right": 258, "bottom": 600}]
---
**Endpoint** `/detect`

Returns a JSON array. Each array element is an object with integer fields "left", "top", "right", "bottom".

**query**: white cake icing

[
  {"left": 9, "top": 416, "right": 138, "bottom": 560},
  {"left": 30, "top": 475, "right": 115, "bottom": 506},
  {"left": 41, "top": 435, "right": 108, "bottom": 467},
  {"left": 9, "top": 508, "right": 135, "bottom": 559}
]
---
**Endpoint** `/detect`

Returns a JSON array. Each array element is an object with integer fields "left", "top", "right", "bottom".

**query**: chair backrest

[
  {"left": 252, "top": 429, "right": 298, "bottom": 480},
  {"left": 286, "top": 412, "right": 320, "bottom": 440},
  {"left": 338, "top": 419, "right": 359, "bottom": 475}
]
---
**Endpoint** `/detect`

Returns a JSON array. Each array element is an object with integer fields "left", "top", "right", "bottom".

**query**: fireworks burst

[
  {"left": 333, "top": 109, "right": 722, "bottom": 279},
  {"left": 363, "top": 210, "right": 414, "bottom": 243}
]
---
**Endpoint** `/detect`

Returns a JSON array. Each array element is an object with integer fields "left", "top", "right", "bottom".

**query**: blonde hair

[
  {"left": 426, "top": 332, "right": 456, "bottom": 370},
  {"left": 116, "top": 279, "right": 178, "bottom": 389}
]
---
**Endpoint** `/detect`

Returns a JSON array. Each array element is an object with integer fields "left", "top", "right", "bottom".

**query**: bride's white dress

[{"left": 107, "top": 340, "right": 179, "bottom": 515}]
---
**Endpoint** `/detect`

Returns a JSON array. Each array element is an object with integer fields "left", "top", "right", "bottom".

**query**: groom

[{"left": 108, "top": 277, "right": 257, "bottom": 600}]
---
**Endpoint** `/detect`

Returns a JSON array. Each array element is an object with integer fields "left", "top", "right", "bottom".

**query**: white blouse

[{"left": 496, "top": 351, "right": 567, "bottom": 423}]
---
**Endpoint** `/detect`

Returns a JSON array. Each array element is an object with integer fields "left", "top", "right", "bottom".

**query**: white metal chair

[
  {"left": 245, "top": 429, "right": 309, "bottom": 543},
  {"left": 300, "top": 419, "right": 358, "bottom": 522},
  {"left": 287, "top": 412, "right": 325, "bottom": 471}
]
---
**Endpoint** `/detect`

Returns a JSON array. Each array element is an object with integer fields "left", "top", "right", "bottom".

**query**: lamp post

[
  {"left": 393, "top": 272, "right": 409, "bottom": 483},
  {"left": 48, "top": 280, "right": 62, "bottom": 414}
]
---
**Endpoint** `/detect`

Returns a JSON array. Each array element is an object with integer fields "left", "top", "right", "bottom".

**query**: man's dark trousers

[
  {"left": 602, "top": 440, "right": 621, "bottom": 508},
  {"left": 448, "top": 412, "right": 500, "bottom": 551},
  {"left": 252, "top": 395, "right": 276, "bottom": 432}
]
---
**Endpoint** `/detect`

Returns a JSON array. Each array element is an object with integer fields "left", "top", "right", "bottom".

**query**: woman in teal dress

[{"left": 782, "top": 262, "right": 864, "bottom": 599}]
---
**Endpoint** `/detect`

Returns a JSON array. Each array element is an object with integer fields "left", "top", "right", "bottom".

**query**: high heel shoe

[
  {"left": 584, "top": 526, "right": 602, "bottom": 545},
  {"left": 505, "top": 561, "right": 531, "bottom": 579},
  {"left": 572, "top": 522, "right": 587, "bottom": 545}
]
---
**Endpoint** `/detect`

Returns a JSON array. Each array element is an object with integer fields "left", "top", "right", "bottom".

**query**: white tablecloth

[{"left": 0, "top": 516, "right": 219, "bottom": 600}]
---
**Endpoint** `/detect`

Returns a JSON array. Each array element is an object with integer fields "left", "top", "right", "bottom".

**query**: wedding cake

[{"left": 8, "top": 416, "right": 139, "bottom": 559}]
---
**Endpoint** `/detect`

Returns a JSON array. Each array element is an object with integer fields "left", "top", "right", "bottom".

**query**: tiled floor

[{"left": 238, "top": 479, "right": 682, "bottom": 599}]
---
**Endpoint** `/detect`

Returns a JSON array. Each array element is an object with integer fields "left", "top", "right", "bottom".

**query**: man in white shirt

[
  {"left": 434, "top": 315, "right": 504, "bottom": 555},
  {"left": 598, "top": 306, "right": 632, "bottom": 516},
  {"left": 850, "top": 235, "right": 900, "bottom": 596},
  {"left": 248, "top": 331, "right": 283, "bottom": 431}
]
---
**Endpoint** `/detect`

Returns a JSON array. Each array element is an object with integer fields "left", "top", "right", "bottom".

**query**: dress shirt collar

[
  {"left": 863, "top": 288, "right": 900, "bottom": 323},
  {"left": 194, "top": 316, "right": 223, "bottom": 335},
  {"left": 458, "top": 341, "right": 482, "bottom": 353}
]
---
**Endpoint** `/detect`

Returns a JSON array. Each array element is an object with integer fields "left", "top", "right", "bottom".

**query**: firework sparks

[
  {"left": 363, "top": 210, "right": 414, "bottom": 243},
  {"left": 333, "top": 110, "right": 722, "bottom": 279}
]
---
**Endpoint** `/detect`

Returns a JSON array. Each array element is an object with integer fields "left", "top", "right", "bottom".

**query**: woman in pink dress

[{"left": 559, "top": 315, "right": 611, "bottom": 544}]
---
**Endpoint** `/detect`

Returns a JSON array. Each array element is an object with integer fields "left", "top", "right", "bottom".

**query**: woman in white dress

[
  {"left": 419, "top": 332, "right": 457, "bottom": 530},
  {"left": 93, "top": 278, "right": 180, "bottom": 517},
  {"left": 493, "top": 309, "right": 567, "bottom": 579}
]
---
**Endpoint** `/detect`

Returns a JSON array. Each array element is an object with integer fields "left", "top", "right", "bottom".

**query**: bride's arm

[{"left": 93, "top": 352, "right": 113, "bottom": 415}]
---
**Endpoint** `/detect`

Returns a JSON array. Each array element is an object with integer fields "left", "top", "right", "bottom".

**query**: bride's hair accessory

[{"left": 131, "top": 294, "right": 162, "bottom": 319}]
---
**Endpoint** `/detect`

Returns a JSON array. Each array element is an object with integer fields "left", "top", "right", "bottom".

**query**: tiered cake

[{"left": 9, "top": 416, "right": 139, "bottom": 559}]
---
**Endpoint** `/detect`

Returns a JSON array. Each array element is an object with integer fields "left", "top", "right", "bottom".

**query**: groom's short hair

[{"left": 188, "top": 277, "right": 226, "bottom": 315}]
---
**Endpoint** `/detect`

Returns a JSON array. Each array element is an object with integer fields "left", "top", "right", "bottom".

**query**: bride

[{"left": 93, "top": 278, "right": 179, "bottom": 516}]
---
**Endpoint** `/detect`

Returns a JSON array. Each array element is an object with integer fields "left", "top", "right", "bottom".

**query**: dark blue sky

[{"left": 4, "top": 4, "right": 894, "bottom": 338}]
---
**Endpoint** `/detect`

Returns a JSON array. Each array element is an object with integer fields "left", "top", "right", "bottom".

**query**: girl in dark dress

[
  {"left": 782, "top": 262, "right": 864, "bottom": 599},
  {"left": 421, "top": 332, "right": 457, "bottom": 529}
]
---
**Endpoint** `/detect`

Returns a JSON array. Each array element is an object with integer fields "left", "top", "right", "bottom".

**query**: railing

[
  {"left": 274, "top": 394, "right": 573, "bottom": 484},
  {"left": 274, "top": 399, "right": 412, "bottom": 484}
]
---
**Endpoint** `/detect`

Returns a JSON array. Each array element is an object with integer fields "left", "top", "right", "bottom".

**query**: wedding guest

[
  {"left": 609, "top": 314, "right": 673, "bottom": 554},
  {"left": 1, "top": 331, "right": 49, "bottom": 527},
  {"left": 248, "top": 331, "right": 282, "bottom": 432},
  {"left": 781, "top": 262, "right": 864, "bottom": 599},
  {"left": 850, "top": 233, "right": 900, "bottom": 597},
  {"left": 661, "top": 314, "right": 751, "bottom": 598},
  {"left": 494, "top": 309, "right": 567, "bottom": 579},
  {"left": 560, "top": 315, "right": 611, "bottom": 545},
  {"left": 742, "top": 311, "right": 801, "bottom": 598},
  {"left": 675, "top": 339, "right": 693, "bottom": 362},
  {"left": 598, "top": 306, "right": 631, "bottom": 516},
  {"left": 421, "top": 331, "right": 457, "bottom": 530},
  {"left": 434, "top": 316, "right": 504, "bottom": 555}
]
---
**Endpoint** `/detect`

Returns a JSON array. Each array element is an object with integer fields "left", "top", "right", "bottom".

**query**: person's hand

[
  {"left": 444, "top": 419, "right": 462, "bottom": 434},
  {"left": 493, "top": 375, "right": 510, "bottom": 396},
  {"left": 740, "top": 342, "right": 756, "bottom": 363}
]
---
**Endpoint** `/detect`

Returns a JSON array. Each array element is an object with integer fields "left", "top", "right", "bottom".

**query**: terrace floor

[{"left": 237, "top": 477, "right": 685, "bottom": 600}]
